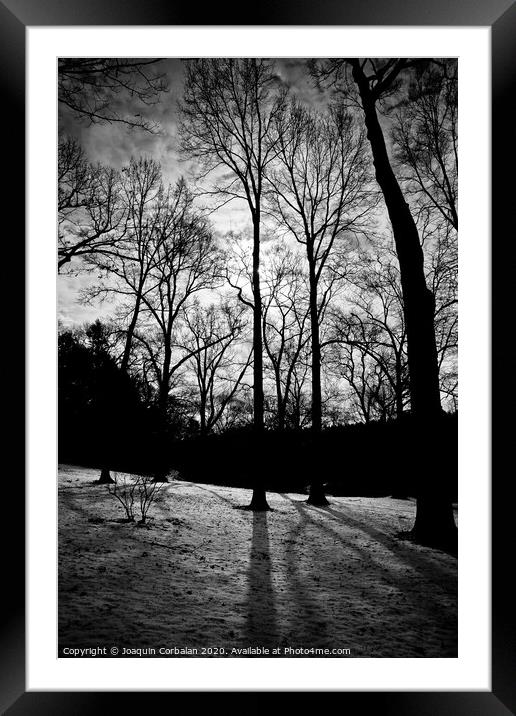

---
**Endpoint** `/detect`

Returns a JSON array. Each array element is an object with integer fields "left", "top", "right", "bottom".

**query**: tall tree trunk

[
  {"left": 154, "top": 346, "right": 171, "bottom": 483},
  {"left": 306, "top": 253, "right": 329, "bottom": 506},
  {"left": 308, "top": 258, "right": 322, "bottom": 433},
  {"left": 248, "top": 213, "right": 270, "bottom": 510},
  {"left": 351, "top": 62, "right": 456, "bottom": 549}
]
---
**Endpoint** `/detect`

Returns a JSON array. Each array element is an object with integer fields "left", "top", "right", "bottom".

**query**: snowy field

[{"left": 58, "top": 464, "right": 457, "bottom": 658}]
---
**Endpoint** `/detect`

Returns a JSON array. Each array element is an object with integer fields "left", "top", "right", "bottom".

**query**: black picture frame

[{"left": 4, "top": 0, "right": 514, "bottom": 711}]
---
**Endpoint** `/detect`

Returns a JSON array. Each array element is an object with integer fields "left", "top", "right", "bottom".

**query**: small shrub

[
  {"left": 106, "top": 472, "right": 164, "bottom": 525},
  {"left": 106, "top": 472, "right": 137, "bottom": 522}
]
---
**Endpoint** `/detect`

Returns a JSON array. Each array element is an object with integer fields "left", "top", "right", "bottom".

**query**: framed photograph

[{"left": 4, "top": 0, "right": 514, "bottom": 711}]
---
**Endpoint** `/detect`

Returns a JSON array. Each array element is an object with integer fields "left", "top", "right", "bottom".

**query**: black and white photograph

[{"left": 57, "top": 56, "right": 458, "bottom": 660}]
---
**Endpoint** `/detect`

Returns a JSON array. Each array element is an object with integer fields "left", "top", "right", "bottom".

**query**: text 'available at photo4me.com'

[{"left": 60, "top": 645, "right": 353, "bottom": 657}]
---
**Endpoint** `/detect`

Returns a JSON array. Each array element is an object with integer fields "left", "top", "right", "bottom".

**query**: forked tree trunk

[{"left": 351, "top": 61, "right": 456, "bottom": 549}]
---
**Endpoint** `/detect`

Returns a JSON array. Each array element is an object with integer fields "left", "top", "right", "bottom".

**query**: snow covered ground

[{"left": 58, "top": 464, "right": 457, "bottom": 658}]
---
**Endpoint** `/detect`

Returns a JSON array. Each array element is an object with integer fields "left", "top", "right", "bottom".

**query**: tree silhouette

[
  {"left": 268, "top": 100, "right": 375, "bottom": 504},
  {"left": 261, "top": 245, "right": 311, "bottom": 431},
  {"left": 58, "top": 57, "right": 459, "bottom": 552},
  {"left": 82, "top": 157, "right": 171, "bottom": 372},
  {"left": 58, "top": 136, "right": 126, "bottom": 269},
  {"left": 314, "top": 58, "right": 457, "bottom": 549},
  {"left": 182, "top": 300, "right": 252, "bottom": 436},
  {"left": 130, "top": 186, "right": 222, "bottom": 479},
  {"left": 327, "top": 247, "right": 409, "bottom": 422},
  {"left": 179, "top": 59, "right": 287, "bottom": 510},
  {"left": 392, "top": 60, "right": 458, "bottom": 231}
]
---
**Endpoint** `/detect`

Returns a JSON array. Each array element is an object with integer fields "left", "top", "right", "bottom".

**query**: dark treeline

[
  {"left": 168, "top": 415, "right": 457, "bottom": 500},
  {"left": 58, "top": 321, "right": 457, "bottom": 499},
  {"left": 59, "top": 321, "right": 162, "bottom": 476},
  {"left": 58, "top": 57, "right": 458, "bottom": 549}
]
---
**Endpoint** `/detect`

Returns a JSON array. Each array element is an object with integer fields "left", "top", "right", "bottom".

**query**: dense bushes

[{"left": 168, "top": 413, "right": 458, "bottom": 499}]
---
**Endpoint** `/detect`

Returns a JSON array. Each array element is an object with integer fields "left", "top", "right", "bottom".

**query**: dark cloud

[{"left": 275, "top": 59, "right": 329, "bottom": 108}]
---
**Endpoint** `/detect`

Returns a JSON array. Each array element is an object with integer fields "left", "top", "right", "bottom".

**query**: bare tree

[
  {"left": 58, "top": 136, "right": 126, "bottom": 270},
  {"left": 128, "top": 194, "right": 224, "bottom": 479},
  {"left": 179, "top": 59, "right": 287, "bottom": 510},
  {"left": 83, "top": 159, "right": 180, "bottom": 373},
  {"left": 261, "top": 245, "right": 311, "bottom": 430},
  {"left": 392, "top": 60, "right": 458, "bottom": 231},
  {"left": 58, "top": 58, "right": 168, "bottom": 132},
  {"left": 312, "top": 59, "right": 457, "bottom": 549},
  {"left": 426, "top": 222, "right": 458, "bottom": 411},
  {"left": 328, "top": 227, "right": 456, "bottom": 421},
  {"left": 327, "top": 248, "right": 409, "bottom": 421},
  {"left": 58, "top": 136, "right": 92, "bottom": 214},
  {"left": 83, "top": 170, "right": 224, "bottom": 479},
  {"left": 268, "top": 100, "right": 375, "bottom": 504},
  {"left": 284, "top": 349, "right": 313, "bottom": 430},
  {"left": 77, "top": 158, "right": 166, "bottom": 485},
  {"left": 334, "top": 343, "right": 393, "bottom": 423},
  {"left": 394, "top": 60, "right": 458, "bottom": 413},
  {"left": 182, "top": 300, "right": 252, "bottom": 436},
  {"left": 137, "top": 203, "right": 220, "bottom": 414},
  {"left": 58, "top": 56, "right": 169, "bottom": 268}
]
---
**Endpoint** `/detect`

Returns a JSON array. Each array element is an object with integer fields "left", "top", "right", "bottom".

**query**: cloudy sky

[{"left": 58, "top": 58, "right": 333, "bottom": 328}]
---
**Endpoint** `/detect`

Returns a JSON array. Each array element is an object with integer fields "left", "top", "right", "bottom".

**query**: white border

[{"left": 27, "top": 26, "right": 490, "bottom": 691}]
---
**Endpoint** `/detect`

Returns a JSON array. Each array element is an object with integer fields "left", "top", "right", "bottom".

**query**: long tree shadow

[
  {"left": 323, "top": 504, "right": 457, "bottom": 574},
  {"left": 244, "top": 511, "right": 278, "bottom": 650},
  {"left": 284, "top": 496, "right": 457, "bottom": 622},
  {"left": 279, "top": 495, "right": 331, "bottom": 648}
]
